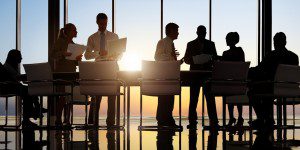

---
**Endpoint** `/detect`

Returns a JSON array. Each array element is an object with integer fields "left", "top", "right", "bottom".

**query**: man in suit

[
  {"left": 85, "top": 13, "right": 120, "bottom": 126},
  {"left": 249, "top": 32, "right": 299, "bottom": 128},
  {"left": 184, "top": 25, "right": 218, "bottom": 129},
  {"left": 154, "top": 22, "right": 182, "bottom": 126}
]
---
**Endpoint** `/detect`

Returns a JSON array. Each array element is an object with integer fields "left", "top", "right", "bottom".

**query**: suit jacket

[
  {"left": 184, "top": 38, "right": 217, "bottom": 70},
  {"left": 249, "top": 48, "right": 299, "bottom": 81}
]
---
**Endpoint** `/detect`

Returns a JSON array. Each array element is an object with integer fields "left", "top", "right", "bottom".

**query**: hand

[
  {"left": 64, "top": 52, "right": 72, "bottom": 56},
  {"left": 99, "top": 50, "right": 108, "bottom": 56},
  {"left": 75, "top": 54, "right": 82, "bottom": 61},
  {"left": 175, "top": 50, "right": 180, "bottom": 57}
]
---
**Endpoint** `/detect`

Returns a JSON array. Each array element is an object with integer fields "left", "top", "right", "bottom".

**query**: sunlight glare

[{"left": 119, "top": 52, "right": 141, "bottom": 71}]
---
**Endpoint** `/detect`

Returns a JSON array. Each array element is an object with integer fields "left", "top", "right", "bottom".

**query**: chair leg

[
  {"left": 222, "top": 96, "right": 227, "bottom": 150},
  {"left": 249, "top": 103, "right": 253, "bottom": 145},
  {"left": 179, "top": 94, "right": 182, "bottom": 127},
  {"left": 140, "top": 94, "right": 142, "bottom": 128},
  {"left": 202, "top": 87, "right": 205, "bottom": 127},
  {"left": 85, "top": 95, "right": 88, "bottom": 126},
  {"left": 5, "top": 97, "right": 8, "bottom": 126},
  {"left": 293, "top": 101, "right": 295, "bottom": 140},
  {"left": 117, "top": 95, "right": 121, "bottom": 127},
  {"left": 40, "top": 96, "right": 43, "bottom": 126},
  {"left": 123, "top": 87, "right": 126, "bottom": 127}
]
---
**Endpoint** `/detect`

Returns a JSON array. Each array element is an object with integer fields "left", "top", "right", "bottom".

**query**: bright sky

[{"left": 1, "top": 0, "right": 300, "bottom": 117}]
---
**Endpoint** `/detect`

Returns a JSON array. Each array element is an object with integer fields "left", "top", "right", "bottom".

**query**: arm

[
  {"left": 183, "top": 42, "right": 193, "bottom": 64},
  {"left": 84, "top": 36, "right": 99, "bottom": 60}
]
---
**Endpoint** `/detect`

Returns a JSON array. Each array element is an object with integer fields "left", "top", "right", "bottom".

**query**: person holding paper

[
  {"left": 85, "top": 13, "right": 120, "bottom": 127},
  {"left": 52, "top": 23, "right": 82, "bottom": 126},
  {"left": 154, "top": 23, "right": 181, "bottom": 127},
  {"left": 183, "top": 25, "right": 218, "bottom": 129},
  {"left": 221, "top": 32, "right": 245, "bottom": 127}
]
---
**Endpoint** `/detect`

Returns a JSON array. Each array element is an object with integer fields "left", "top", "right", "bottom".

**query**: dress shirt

[
  {"left": 155, "top": 36, "right": 176, "bottom": 61},
  {"left": 85, "top": 30, "right": 119, "bottom": 61}
]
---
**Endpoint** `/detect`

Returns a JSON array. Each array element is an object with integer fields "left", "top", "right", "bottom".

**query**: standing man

[
  {"left": 154, "top": 22, "right": 182, "bottom": 127},
  {"left": 184, "top": 25, "right": 218, "bottom": 129},
  {"left": 85, "top": 13, "right": 119, "bottom": 126}
]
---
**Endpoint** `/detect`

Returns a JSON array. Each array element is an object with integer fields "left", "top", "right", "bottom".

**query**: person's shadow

[{"left": 156, "top": 130, "right": 175, "bottom": 150}]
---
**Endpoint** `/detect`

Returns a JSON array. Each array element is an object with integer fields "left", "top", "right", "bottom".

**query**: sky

[{"left": 1, "top": 0, "right": 300, "bottom": 117}]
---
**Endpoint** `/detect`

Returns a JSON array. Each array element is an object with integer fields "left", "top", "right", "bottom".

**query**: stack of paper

[{"left": 66, "top": 44, "right": 87, "bottom": 60}]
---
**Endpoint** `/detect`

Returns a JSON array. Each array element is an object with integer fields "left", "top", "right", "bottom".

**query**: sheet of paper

[
  {"left": 107, "top": 38, "right": 127, "bottom": 58},
  {"left": 192, "top": 54, "right": 212, "bottom": 64},
  {"left": 66, "top": 44, "right": 87, "bottom": 60}
]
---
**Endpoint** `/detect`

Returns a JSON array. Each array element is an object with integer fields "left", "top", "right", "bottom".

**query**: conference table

[
  {"left": 53, "top": 70, "right": 212, "bottom": 128},
  {"left": 21, "top": 70, "right": 211, "bottom": 128}
]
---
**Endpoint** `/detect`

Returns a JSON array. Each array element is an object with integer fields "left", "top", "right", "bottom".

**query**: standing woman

[
  {"left": 222, "top": 32, "right": 245, "bottom": 127},
  {"left": 52, "top": 23, "right": 82, "bottom": 126}
]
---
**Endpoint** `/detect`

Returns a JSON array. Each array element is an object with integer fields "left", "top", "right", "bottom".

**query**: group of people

[
  {"left": 1, "top": 12, "right": 299, "bottom": 130},
  {"left": 155, "top": 22, "right": 299, "bottom": 130}
]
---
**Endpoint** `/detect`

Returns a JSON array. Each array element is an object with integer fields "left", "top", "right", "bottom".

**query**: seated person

[
  {"left": 248, "top": 32, "right": 299, "bottom": 129},
  {"left": 2, "top": 49, "right": 46, "bottom": 127},
  {"left": 221, "top": 32, "right": 245, "bottom": 127}
]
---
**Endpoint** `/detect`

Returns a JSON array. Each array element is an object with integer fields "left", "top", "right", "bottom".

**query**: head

[
  {"left": 226, "top": 32, "right": 240, "bottom": 47},
  {"left": 5, "top": 49, "right": 22, "bottom": 68},
  {"left": 165, "top": 23, "right": 179, "bottom": 40},
  {"left": 273, "top": 32, "right": 287, "bottom": 50},
  {"left": 196, "top": 25, "right": 207, "bottom": 39},
  {"left": 96, "top": 13, "right": 108, "bottom": 32},
  {"left": 58, "top": 23, "right": 77, "bottom": 39}
]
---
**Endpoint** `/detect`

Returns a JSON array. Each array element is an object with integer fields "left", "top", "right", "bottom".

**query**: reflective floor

[{"left": 1, "top": 118, "right": 300, "bottom": 150}]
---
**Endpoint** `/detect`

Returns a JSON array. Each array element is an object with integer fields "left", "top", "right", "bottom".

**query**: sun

[{"left": 119, "top": 52, "right": 141, "bottom": 71}]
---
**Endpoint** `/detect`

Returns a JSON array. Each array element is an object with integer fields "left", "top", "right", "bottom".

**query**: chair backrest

[
  {"left": 78, "top": 61, "right": 119, "bottom": 96},
  {"left": 273, "top": 64, "right": 300, "bottom": 97},
  {"left": 212, "top": 61, "right": 250, "bottom": 81},
  {"left": 23, "top": 62, "right": 54, "bottom": 95},
  {"left": 141, "top": 60, "right": 181, "bottom": 96},
  {"left": 142, "top": 60, "right": 180, "bottom": 80},
  {"left": 210, "top": 61, "right": 250, "bottom": 96}
]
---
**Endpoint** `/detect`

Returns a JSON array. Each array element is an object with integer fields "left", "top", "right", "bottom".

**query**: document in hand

[
  {"left": 66, "top": 44, "right": 87, "bottom": 60},
  {"left": 107, "top": 38, "right": 127, "bottom": 56},
  {"left": 192, "top": 54, "right": 212, "bottom": 64}
]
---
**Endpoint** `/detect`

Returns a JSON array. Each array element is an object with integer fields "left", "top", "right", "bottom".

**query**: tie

[
  {"left": 100, "top": 32, "right": 105, "bottom": 51},
  {"left": 171, "top": 43, "right": 177, "bottom": 61}
]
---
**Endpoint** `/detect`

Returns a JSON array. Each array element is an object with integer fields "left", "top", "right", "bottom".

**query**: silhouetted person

[
  {"left": 85, "top": 13, "right": 120, "bottom": 126},
  {"left": 184, "top": 25, "right": 218, "bottom": 129},
  {"left": 154, "top": 23, "right": 181, "bottom": 127},
  {"left": 52, "top": 23, "right": 82, "bottom": 126},
  {"left": 156, "top": 130, "right": 175, "bottom": 150},
  {"left": 249, "top": 32, "right": 299, "bottom": 129},
  {"left": 207, "top": 130, "right": 218, "bottom": 150},
  {"left": 2, "top": 49, "right": 44, "bottom": 127},
  {"left": 88, "top": 129, "right": 99, "bottom": 150},
  {"left": 222, "top": 32, "right": 245, "bottom": 127},
  {"left": 189, "top": 129, "right": 197, "bottom": 150}
]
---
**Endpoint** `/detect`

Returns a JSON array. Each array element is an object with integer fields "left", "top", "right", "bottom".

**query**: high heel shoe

[
  {"left": 227, "top": 118, "right": 236, "bottom": 127},
  {"left": 235, "top": 117, "right": 244, "bottom": 127}
]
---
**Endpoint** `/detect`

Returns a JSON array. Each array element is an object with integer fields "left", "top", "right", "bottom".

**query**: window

[
  {"left": 212, "top": 0, "right": 258, "bottom": 66},
  {"left": 164, "top": 0, "right": 209, "bottom": 70},
  {"left": 0, "top": 0, "right": 16, "bottom": 62},
  {"left": 21, "top": 0, "right": 48, "bottom": 73}
]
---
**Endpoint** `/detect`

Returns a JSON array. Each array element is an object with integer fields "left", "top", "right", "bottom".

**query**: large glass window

[
  {"left": 21, "top": 0, "right": 48, "bottom": 73},
  {"left": 117, "top": 0, "right": 161, "bottom": 71},
  {"left": 164, "top": 0, "right": 209, "bottom": 71},
  {"left": 163, "top": 0, "right": 209, "bottom": 117},
  {"left": 68, "top": 0, "right": 112, "bottom": 58},
  {"left": 0, "top": 1, "right": 16, "bottom": 63},
  {"left": 273, "top": 0, "right": 300, "bottom": 56},
  {"left": 212, "top": 0, "right": 258, "bottom": 66},
  {"left": 0, "top": 0, "right": 16, "bottom": 118}
]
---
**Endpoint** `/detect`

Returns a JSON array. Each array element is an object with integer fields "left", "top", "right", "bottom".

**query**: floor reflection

[{"left": 2, "top": 119, "right": 300, "bottom": 149}]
